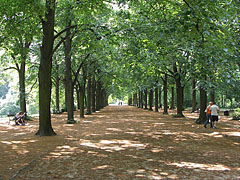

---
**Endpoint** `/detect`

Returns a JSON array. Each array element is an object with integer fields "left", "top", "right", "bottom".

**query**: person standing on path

[
  {"left": 204, "top": 102, "right": 213, "bottom": 128},
  {"left": 210, "top": 102, "right": 220, "bottom": 128}
]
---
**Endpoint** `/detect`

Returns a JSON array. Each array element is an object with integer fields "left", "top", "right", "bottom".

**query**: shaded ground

[{"left": 0, "top": 106, "right": 240, "bottom": 180}]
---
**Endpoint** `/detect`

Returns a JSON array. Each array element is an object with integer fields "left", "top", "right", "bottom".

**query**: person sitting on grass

[{"left": 14, "top": 112, "right": 26, "bottom": 125}]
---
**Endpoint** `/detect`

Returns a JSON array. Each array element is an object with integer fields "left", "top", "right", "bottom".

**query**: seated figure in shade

[{"left": 14, "top": 112, "right": 26, "bottom": 125}]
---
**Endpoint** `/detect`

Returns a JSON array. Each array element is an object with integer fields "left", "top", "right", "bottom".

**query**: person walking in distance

[
  {"left": 210, "top": 102, "right": 220, "bottom": 128},
  {"left": 204, "top": 102, "right": 213, "bottom": 128}
]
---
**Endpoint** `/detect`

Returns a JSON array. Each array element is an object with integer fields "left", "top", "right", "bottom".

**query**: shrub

[{"left": 232, "top": 108, "right": 240, "bottom": 120}]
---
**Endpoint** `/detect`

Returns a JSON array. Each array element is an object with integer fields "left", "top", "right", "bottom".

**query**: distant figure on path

[
  {"left": 204, "top": 102, "right": 213, "bottom": 128},
  {"left": 210, "top": 102, "right": 220, "bottom": 128}
]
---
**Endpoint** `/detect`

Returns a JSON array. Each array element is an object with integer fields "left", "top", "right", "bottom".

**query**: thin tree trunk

[
  {"left": 149, "top": 89, "right": 153, "bottom": 111},
  {"left": 86, "top": 77, "right": 92, "bottom": 115},
  {"left": 80, "top": 67, "right": 86, "bottom": 118},
  {"left": 92, "top": 77, "right": 96, "bottom": 112},
  {"left": 55, "top": 63, "right": 60, "bottom": 112},
  {"left": 96, "top": 81, "right": 101, "bottom": 111},
  {"left": 191, "top": 78, "right": 196, "bottom": 112},
  {"left": 144, "top": 89, "right": 148, "bottom": 109},
  {"left": 155, "top": 87, "right": 158, "bottom": 112},
  {"left": 163, "top": 74, "right": 168, "bottom": 114},
  {"left": 159, "top": 87, "right": 162, "bottom": 108},
  {"left": 141, "top": 90, "right": 144, "bottom": 108},
  {"left": 170, "top": 86, "right": 175, "bottom": 109},
  {"left": 36, "top": 0, "right": 56, "bottom": 136}
]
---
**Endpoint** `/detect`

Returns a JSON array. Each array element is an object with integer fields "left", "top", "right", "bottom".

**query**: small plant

[{"left": 231, "top": 108, "right": 240, "bottom": 120}]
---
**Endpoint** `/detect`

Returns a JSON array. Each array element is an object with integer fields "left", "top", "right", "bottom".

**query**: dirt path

[{"left": 0, "top": 106, "right": 239, "bottom": 180}]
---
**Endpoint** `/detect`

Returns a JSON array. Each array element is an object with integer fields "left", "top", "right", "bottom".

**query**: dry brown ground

[{"left": 0, "top": 105, "right": 239, "bottom": 180}]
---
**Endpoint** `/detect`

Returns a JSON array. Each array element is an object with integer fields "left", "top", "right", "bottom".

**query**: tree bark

[
  {"left": 64, "top": 22, "right": 75, "bottom": 123},
  {"left": 191, "top": 78, "right": 197, "bottom": 112},
  {"left": 144, "top": 89, "right": 148, "bottom": 109},
  {"left": 18, "top": 61, "right": 27, "bottom": 113},
  {"left": 149, "top": 89, "right": 153, "bottom": 111},
  {"left": 197, "top": 86, "right": 207, "bottom": 124},
  {"left": 55, "top": 63, "right": 60, "bottom": 112},
  {"left": 86, "top": 77, "right": 92, "bottom": 115},
  {"left": 155, "top": 87, "right": 158, "bottom": 112},
  {"left": 170, "top": 86, "right": 175, "bottom": 109},
  {"left": 174, "top": 63, "right": 184, "bottom": 117},
  {"left": 80, "top": 67, "right": 86, "bottom": 118},
  {"left": 163, "top": 74, "right": 168, "bottom": 114},
  {"left": 96, "top": 81, "right": 102, "bottom": 111},
  {"left": 159, "top": 87, "right": 162, "bottom": 108},
  {"left": 140, "top": 90, "right": 144, "bottom": 108},
  {"left": 36, "top": 0, "right": 56, "bottom": 136},
  {"left": 91, "top": 77, "right": 96, "bottom": 112}
]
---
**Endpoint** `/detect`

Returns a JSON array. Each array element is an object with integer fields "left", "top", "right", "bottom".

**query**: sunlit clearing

[{"left": 168, "top": 162, "right": 231, "bottom": 171}]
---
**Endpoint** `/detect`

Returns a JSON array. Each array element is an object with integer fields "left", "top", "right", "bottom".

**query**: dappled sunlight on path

[{"left": 0, "top": 106, "right": 239, "bottom": 179}]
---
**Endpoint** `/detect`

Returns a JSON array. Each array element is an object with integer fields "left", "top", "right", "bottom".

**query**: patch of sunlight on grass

[{"left": 168, "top": 162, "right": 231, "bottom": 171}]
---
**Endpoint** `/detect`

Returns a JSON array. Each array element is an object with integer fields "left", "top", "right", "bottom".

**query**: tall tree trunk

[
  {"left": 149, "top": 89, "right": 153, "bottom": 111},
  {"left": 170, "top": 86, "right": 175, "bottom": 109},
  {"left": 155, "top": 87, "right": 158, "bottom": 112},
  {"left": 36, "top": 0, "right": 56, "bottom": 136},
  {"left": 141, "top": 90, "right": 144, "bottom": 108},
  {"left": 159, "top": 87, "right": 162, "bottom": 108},
  {"left": 76, "top": 86, "right": 80, "bottom": 110},
  {"left": 197, "top": 86, "right": 207, "bottom": 124},
  {"left": 91, "top": 77, "right": 96, "bottom": 112},
  {"left": 18, "top": 61, "right": 27, "bottom": 113},
  {"left": 138, "top": 89, "right": 141, "bottom": 108},
  {"left": 191, "top": 78, "right": 196, "bottom": 112},
  {"left": 163, "top": 74, "right": 168, "bottom": 114},
  {"left": 144, "top": 89, "right": 148, "bottom": 109},
  {"left": 80, "top": 67, "right": 86, "bottom": 118},
  {"left": 55, "top": 63, "right": 60, "bottom": 112},
  {"left": 96, "top": 81, "right": 101, "bottom": 111},
  {"left": 64, "top": 22, "right": 75, "bottom": 123},
  {"left": 86, "top": 77, "right": 92, "bottom": 115},
  {"left": 174, "top": 63, "right": 184, "bottom": 117}
]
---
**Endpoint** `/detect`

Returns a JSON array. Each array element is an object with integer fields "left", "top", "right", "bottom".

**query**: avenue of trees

[{"left": 0, "top": 0, "right": 239, "bottom": 136}]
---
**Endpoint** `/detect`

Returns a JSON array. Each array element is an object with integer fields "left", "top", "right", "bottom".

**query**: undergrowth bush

[{"left": 232, "top": 108, "right": 240, "bottom": 120}]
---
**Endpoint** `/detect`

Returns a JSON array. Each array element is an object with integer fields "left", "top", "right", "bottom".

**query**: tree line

[{"left": 0, "top": 0, "right": 239, "bottom": 136}]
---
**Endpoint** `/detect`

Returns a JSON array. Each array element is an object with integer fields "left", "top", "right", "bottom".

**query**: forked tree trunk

[
  {"left": 36, "top": 0, "right": 56, "bottom": 136},
  {"left": 163, "top": 74, "right": 168, "bottom": 114}
]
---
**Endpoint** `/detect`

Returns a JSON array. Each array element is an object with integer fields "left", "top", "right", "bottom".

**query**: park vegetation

[{"left": 0, "top": 0, "right": 239, "bottom": 136}]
